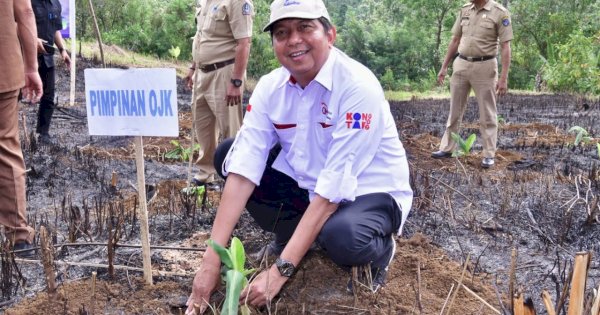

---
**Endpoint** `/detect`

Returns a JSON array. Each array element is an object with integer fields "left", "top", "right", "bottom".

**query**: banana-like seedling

[
  {"left": 207, "top": 237, "right": 255, "bottom": 315},
  {"left": 450, "top": 132, "right": 477, "bottom": 157}
]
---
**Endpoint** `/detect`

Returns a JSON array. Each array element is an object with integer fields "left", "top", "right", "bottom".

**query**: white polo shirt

[{"left": 223, "top": 48, "right": 413, "bottom": 233}]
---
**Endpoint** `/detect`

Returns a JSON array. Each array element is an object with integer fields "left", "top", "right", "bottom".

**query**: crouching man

[{"left": 186, "top": 0, "right": 412, "bottom": 313}]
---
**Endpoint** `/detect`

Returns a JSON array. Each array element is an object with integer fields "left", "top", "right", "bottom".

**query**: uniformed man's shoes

[
  {"left": 481, "top": 157, "right": 495, "bottom": 168},
  {"left": 431, "top": 150, "right": 452, "bottom": 159},
  {"left": 12, "top": 241, "right": 35, "bottom": 258}
]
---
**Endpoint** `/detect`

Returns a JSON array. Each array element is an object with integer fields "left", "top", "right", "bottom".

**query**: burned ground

[{"left": 1, "top": 57, "right": 599, "bottom": 314}]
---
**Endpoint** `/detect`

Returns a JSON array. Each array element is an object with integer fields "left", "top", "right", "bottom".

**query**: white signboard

[{"left": 84, "top": 68, "right": 179, "bottom": 136}]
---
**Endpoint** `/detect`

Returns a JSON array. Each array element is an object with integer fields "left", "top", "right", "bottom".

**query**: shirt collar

[
  {"left": 279, "top": 48, "right": 338, "bottom": 91},
  {"left": 470, "top": 0, "right": 492, "bottom": 11}
]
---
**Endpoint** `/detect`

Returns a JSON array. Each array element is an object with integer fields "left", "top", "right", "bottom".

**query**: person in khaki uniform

[
  {"left": 1, "top": 0, "right": 43, "bottom": 254},
  {"left": 185, "top": 0, "right": 254, "bottom": 184},
  {"left": 432, "top": 0, "right": 513, "bottom": 168}
]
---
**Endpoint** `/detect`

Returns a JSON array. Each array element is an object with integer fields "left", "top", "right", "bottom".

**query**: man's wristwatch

[
  {"left": 230, "top": 79, "right": 243, "bottom": 88},
  {"left": 275, "top": 257, "right": 296, "bottom": 277}
]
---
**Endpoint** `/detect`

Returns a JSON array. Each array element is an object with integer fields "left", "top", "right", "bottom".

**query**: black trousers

[
  {"left": 36, "top": 57, "right": 56, "bottom": 135},
  {"left": 214, "top": 138, "right": 401, "bottom": 269}
]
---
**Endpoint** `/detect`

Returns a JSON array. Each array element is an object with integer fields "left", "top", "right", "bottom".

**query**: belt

[
  {"left": 198, "top": 58, "right": 235, "bottom": 73},
  {"left": 458, "top": 54, "right": 495, "bottom": 62}
]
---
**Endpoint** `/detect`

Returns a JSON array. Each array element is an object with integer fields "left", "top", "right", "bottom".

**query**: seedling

[
  {"left": 164, "top": 140, "right": 199, "bottom": 162},
  {"left": 568, "top": 126, "right": 591, "bottom": 146},
  {"left": 450, "top": 132, "right": 477, "bottom": 157},
  {"left": 207, "top": 237, "right": 255, "bottom": 315},
  {"left": 497, "top": 115, "right": 506, "bottom": 125},
  {"left": 181, "top": 185, "right": 205, "bottom": 207},
  {"left": 596, "top": 143, "right": 600, "bottom": 159}
]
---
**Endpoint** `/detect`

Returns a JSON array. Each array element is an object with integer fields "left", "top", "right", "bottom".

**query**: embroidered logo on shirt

[
  {"left": 502, "top": 16, "right": 510, "bottom": 26},
  {"left": 283, "top": 0, "right": 301, "bottom": 6},
  {"left": 321, "top": 102, "right": 332, "bottom": 120},
  {"left": 242, "top": 2, "right": 251, "bottom": 15},
  {"left": 345, "top": 112, "right": 372, "bottom": 130}
]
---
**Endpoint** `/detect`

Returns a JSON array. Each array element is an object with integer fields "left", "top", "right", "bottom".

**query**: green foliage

[
  {"left": 168, "top": 46, "right": 181, "bottom": 60},
  {"left": 77, "top": 0, "right": 600, "bottom": 94},
  {"left": 207, "top": 238, "right": 255, "bottom": 315},
  {"left": 597, "top": 143, "right": 600, "bottom": 159},
  {"left": 543, "top": 31, "right": 600, "bottom": 95},
  {"left": 164, "top": 140, "right": 199, "bottom": 162},
  {"left": 450, "top": 132, "right": 477, "bottom": 157},
  {"left": 568, "top": 126, "right": 592, "bottom": 146}
]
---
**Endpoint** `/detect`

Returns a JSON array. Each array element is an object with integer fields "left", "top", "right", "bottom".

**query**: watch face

[
  {"left": 231, "top": 79, "right": 242, "bottom": 87},
  {"left": 276, "top": 258, "right": 295, "bottom": 277}
]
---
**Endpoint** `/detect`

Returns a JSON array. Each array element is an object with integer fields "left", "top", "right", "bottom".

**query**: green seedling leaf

[
  {"left": 221, "top": 270, "right": 246, "bottom": 315},
  {"left": 597, "top": 143, "right": 600, "bottom": 158},
  {"left": 229, "top": 237, "right": 246, "bottom": 272},
  {"left": 464, "top": 133, "right": 477, "bottom": 152},
  {"left": 207, "top": 239, "right": 234, "bottom": 270}
]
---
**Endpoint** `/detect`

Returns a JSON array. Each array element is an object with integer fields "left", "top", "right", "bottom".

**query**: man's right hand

[
  {"left": 437, "top": 67, "right": 448, "bottom": 85},
  {"left": 22, "top": 72, "right": 43, "bottom": 103},
  {"left": 185, "top": 261, "right": 221, "bottom": 315},
  {"left": 185, "top": 68, "right": 195, "bottom": 90}
]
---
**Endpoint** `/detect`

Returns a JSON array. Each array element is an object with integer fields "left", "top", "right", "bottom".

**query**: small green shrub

[
  {"left": 168, "top": 46, "right": 180, "bottom": 60},
  {"left": 164, "top": 140, "right": 199, "bottom": 162},
  {"left": 450, "top": 132, "right": 477, "bottom": 157},
  {"left": 181, "top": 185, "right": 205, "bottom": 207},
  {"left": 568, "top": 126, "right": 592, "bottom": 146},
  {"left": 596, "top": 143, "right": 600, "bottom": 159},
  {"left": 207, "top": 237, "right": 255, "bottom": 315}
]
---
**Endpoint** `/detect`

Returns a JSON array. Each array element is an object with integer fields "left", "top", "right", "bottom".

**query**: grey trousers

[{"left": 215, "top": 138, "right": 401, "bottom": 269}]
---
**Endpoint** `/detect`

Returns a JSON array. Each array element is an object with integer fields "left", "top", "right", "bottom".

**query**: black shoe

[
  {"left": 12, "top": 241, "right": 35, "bottom": 258},
  {"left": 190, "top": 178, "right": 221, "bottom": 191},
  {"left": 481, "top": 157, "right": 495, "bottom": 168},
  {"left": 145, "top": 184, "right": 158, "bottom": 203},
  {"left": 347, "top": 235, "right": 395, "bottom": 293},
  {"left": 431, "top": 150, "right": 452, "bottom": 159},
  {"left": 253, "top": 240, "right": 286, "bottom": 261},
  {"left": 38, "top": 133, "right": 53, "bottom": 145},
  {"left": 347, "top": 266, "right": 388, "bottom": 294}
]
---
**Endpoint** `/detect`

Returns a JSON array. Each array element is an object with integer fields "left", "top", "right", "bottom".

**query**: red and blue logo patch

[{"left": 345, "top": 112, "right": 372, "bottom": 130}]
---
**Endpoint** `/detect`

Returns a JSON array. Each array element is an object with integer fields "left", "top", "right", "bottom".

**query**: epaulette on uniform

[
  {"left": 462, "top": 2, "right": 471, "bottom": 7},
  {"left": 494, "top": 3, "right": 508, "bottom": 12}
]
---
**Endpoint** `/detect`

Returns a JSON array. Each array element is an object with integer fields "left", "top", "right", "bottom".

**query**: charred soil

[{"left": 2, "top": 57, "right": 600, "bottom": 314}]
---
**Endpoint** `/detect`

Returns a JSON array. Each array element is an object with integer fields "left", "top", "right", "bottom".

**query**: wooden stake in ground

[
  {"left": 567, "top": 251, "right": 591, "bottom": 315},
  {"left": 541, "top": 290, "right": 556, "bottom": 315},
  {"left": 513, "top": 292, "right": 524, "bottom": 315},
  {"left": 509, "top": 248, "right": 518, "bottom": 313},
  {"left": 134, "top": 136, "right": 153, "bottom": 285},
  {"left": 90, "top": 271, "right": 97, "bottom": 315},
  {"left": 39, "top": 226, "right": 57, "bottom": 295},
  {"left": 68, "top": 0, "right": 76, "bottom": 107},
  {"left": 591, "top": 284, "right": 600, "bottom": 315}
]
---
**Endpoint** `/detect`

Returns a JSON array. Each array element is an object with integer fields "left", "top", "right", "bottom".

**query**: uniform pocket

[{"left": 481, "top": 20, "right": 495, "bottom": 29}]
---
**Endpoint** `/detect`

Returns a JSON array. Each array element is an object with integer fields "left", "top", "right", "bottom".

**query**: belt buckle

[{"left": 467, "top": 56, "right": 474, "bottom": 62}]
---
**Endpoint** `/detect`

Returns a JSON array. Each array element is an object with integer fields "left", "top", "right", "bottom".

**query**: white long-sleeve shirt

[{"left": 222, "top": 48, "right": 413, "bottom": 233}]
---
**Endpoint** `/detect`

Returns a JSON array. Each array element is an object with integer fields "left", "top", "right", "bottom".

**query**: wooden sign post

[{"left": 134, "top": 136, "right": 152, "bottom": 285}]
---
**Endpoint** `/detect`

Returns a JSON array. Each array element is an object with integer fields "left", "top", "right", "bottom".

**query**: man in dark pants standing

[
  {"left": 31, "top": 0, "right": 71, "bottom": 143},
  {"left": 185, "top": 0, "right": 412, "bottom": 313}
]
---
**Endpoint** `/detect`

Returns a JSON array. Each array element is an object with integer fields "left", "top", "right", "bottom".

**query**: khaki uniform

[
  {"left": 191, "top": 0, "right": 253, "bottom": 181},
  {"left": 439, "top": 0, "right": 513, "bottom": 158},
  {"left": 0, "top": 0, "right": 35, "bottom": 244}
]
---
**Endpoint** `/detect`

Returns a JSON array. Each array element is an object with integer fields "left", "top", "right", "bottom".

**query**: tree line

[{"left": 76, "top": 0, "right": 599, "bottom": 95}]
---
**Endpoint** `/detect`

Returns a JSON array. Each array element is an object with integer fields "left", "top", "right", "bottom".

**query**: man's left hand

[
  {"left": 226, "top": 84, "right": 242, "bottom": 106},
  {"left": 240, "top": 265, "right": 288, "bottom": 307},
  {"left": 496, "top": 77, "right": 508, "bottom": 96}
]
